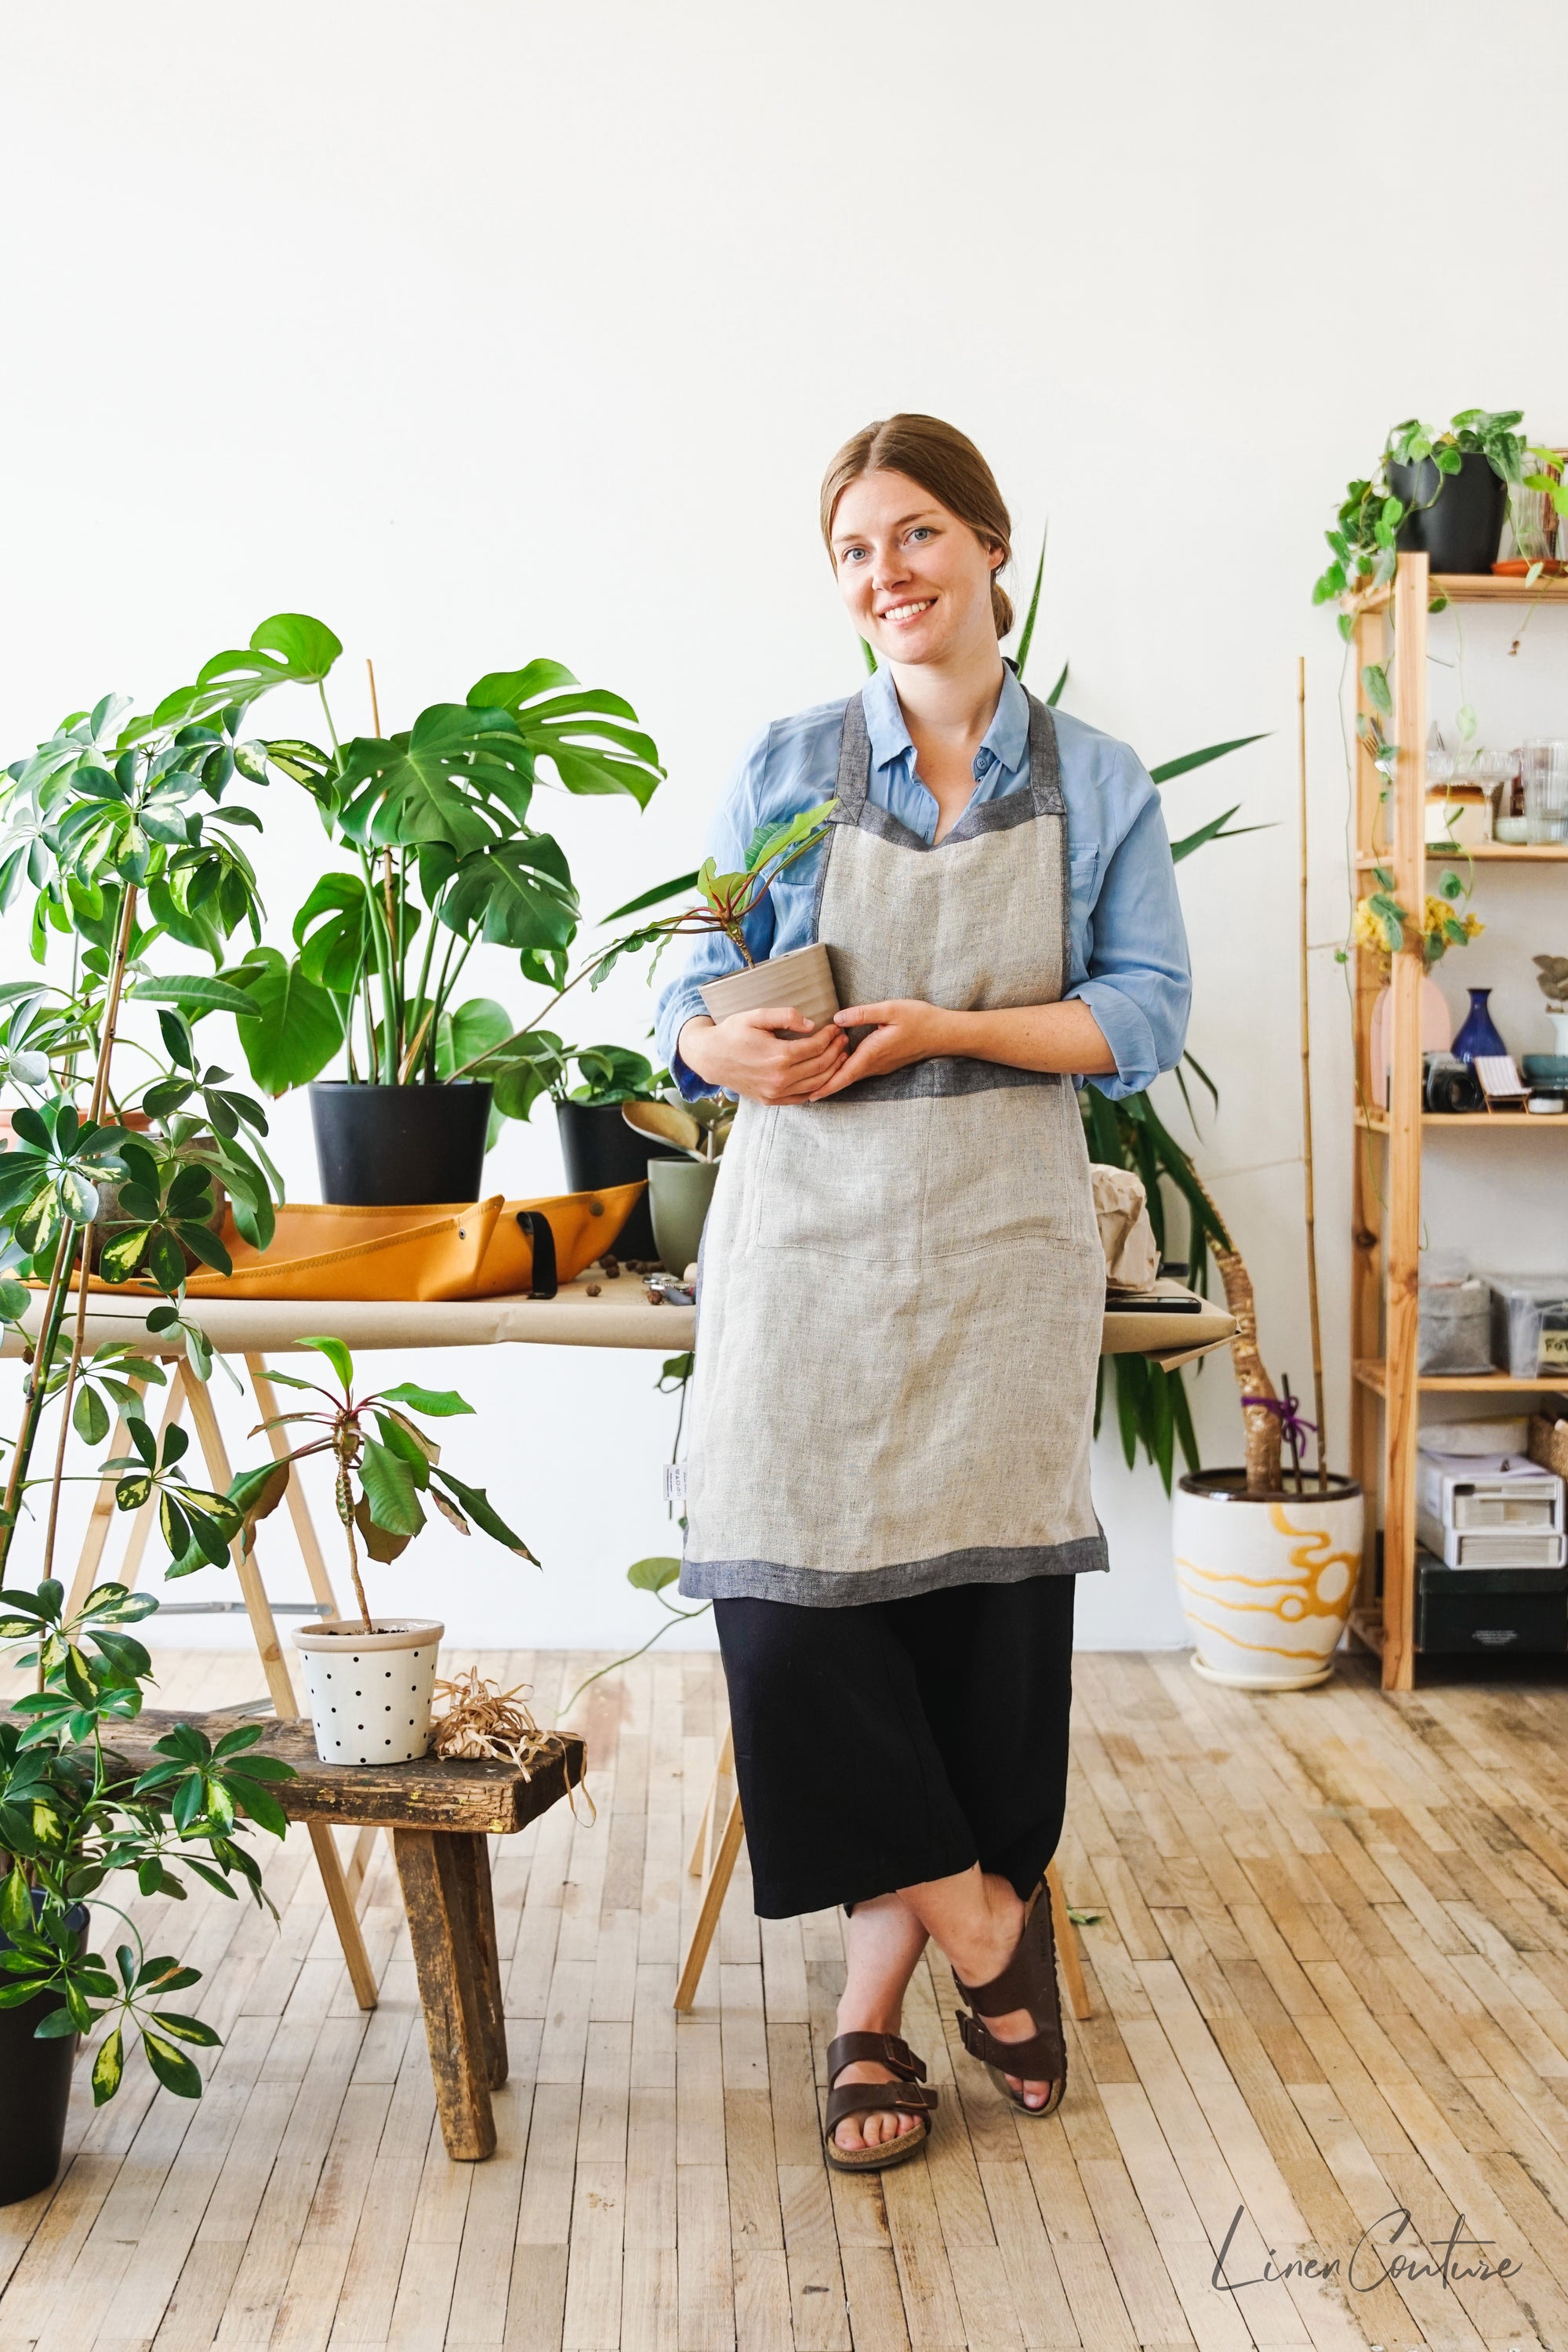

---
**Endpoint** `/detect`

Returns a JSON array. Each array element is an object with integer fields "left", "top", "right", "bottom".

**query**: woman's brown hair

[{"left": 819, "top": 414, "right": 1014, "bottom": 638}]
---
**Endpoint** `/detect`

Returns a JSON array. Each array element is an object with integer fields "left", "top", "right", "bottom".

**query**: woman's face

[{"left": 830, "top": 468, "right": 1002, "bottom": 669}]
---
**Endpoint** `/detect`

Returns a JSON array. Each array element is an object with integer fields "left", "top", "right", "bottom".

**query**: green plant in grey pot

[{"left": 622, "top": 1095, "right": 731, "bottom": 1273}]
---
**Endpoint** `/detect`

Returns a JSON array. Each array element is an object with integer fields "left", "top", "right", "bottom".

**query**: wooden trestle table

[{"left": 6, "top": 1272, "right": 1234, "bottom": 2132}]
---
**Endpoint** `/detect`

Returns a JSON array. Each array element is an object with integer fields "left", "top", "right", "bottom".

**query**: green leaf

[
  {"left": 140, "top": 2026, "right": 203, "bottom": 2097},
  {"left": 1361, "top": 664, "right": 1393, "bottom": 716},
  {"left": 600, "top": 869, "right": 701, "bottom": 924},
  {"left": 128, "top": 975, "right": 262, "bottom": 1018},
  {"left": 438, "top": 837, "right": 579, "bottom": 950},
  {"left": 166, "top": 614, "right": 343, "bottom": 730},
  {"left": 378, "top": 1383, "right": 474, "bottom": 1417},
  {"left": 91, "top": 2024, "right": 125, "bottom": 2104},
  {"left": 222, "top": 948, "right": 343, "bottom": 1096},
  {"left": 359, "top": 1439, "right": 425, "bottom": 1537},
  {"left": 1147, "top": 735, "right": 1268, "bottom": 786},
  {"left": 429, "top": 1468, "right": 535, "bottom": 1559},
  {"left": 147, "top": 2009, "right": 221, "bottom": 2046},
  {"left": 469, "top": 666, "right": 662, "bottom": 807},
  {"left": 73, "top": 1385, "right": 111, "bottom": 1445},
  {"left": 337, "top": 705, "right": 536, "bottom": 856},
  {"left": 1013, "top": 528, "right": 1047, "bottom": 677},
  {"left": 1044, "top": 660, "right": 1069, "bottom": 709},
  {"left": 627, "top": 1556, "right": 681, "bottom": 1593},
  {"left": 0, "top": 1864, "right": 31, "bottom": 1939},
  {"left": 297, "top": 1334, "right": 354, "bottom": 1391}
]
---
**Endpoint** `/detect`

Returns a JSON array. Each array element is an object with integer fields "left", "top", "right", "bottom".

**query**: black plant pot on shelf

[
  {"left": 556, "top": 1102, "right": 684, "bottom": 1263},
  {"left": 0, "top": 1903, "right": 85, "bottom": 2207},
  {"left": 309, "top": 1082, "right": 492, "bottom": 1207},
  {"left": 1388, "top": 448, "right": 1508, "bottom": 575}
]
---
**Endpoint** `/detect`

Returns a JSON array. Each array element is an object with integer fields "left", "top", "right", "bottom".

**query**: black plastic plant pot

[
  {"left": 309, "top": 1081, "right": 493, "bottom": 1207},
  {"left": 1388, "top": 449, "right": 1508, "bottom": 575},
  {"left": 0, "top": 1904, "right": 85, "bottom": 2206},
  {"left": 556, "top": 1102, "right": 684, "bottom": 1263}
]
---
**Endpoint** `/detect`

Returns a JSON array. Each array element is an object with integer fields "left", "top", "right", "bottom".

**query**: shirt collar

[{"left": 859, "top": 659, "right": 1031, "bottom": 780}]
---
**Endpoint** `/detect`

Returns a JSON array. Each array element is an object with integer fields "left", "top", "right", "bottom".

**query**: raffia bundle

[{"left": 428, "top": 1667, "right": 595, "bottom": 1818}]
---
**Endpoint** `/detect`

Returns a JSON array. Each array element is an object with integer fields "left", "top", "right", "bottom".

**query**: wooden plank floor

[{"left": 7, "top": 1647, "right": 1568, "bottom": 2348}]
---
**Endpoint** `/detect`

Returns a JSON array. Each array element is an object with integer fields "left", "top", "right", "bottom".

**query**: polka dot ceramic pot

[{"left": 293, "top": 1617, "right": 445, "bottom": 1765}]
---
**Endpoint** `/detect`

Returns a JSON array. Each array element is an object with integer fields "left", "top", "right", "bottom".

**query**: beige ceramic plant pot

[
  {"left": 293, "top": 1617, "right": 444, "bottom": 1764},
  {"left": 1173, "top": 1473, "right": 1363, "bottom": 1690},
  {"left": 699, "top": 942, "right": 839, "bottom": 1031}
]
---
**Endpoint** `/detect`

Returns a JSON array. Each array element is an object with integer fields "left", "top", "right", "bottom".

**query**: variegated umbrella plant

[{"left": 0, "top": 1577, "right": 296, "bottom": 2105}]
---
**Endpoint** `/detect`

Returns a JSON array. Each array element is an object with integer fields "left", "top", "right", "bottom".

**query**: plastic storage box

[
  {"left": 1414, "top": 1554, "right": 1568, "bottom": 1654},
  {"left": 1484, "top": 1275, "right": 1568, "bottom": 1380}
]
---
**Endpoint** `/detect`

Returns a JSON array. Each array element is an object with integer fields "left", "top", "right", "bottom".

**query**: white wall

[{"left": 4, "top": 1, "right": 1567, "bottom": 1650}]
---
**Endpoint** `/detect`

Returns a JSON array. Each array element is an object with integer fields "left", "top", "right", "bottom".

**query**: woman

[{"left": 655, "top": 415, "right": 1190, "bottom": 2169}]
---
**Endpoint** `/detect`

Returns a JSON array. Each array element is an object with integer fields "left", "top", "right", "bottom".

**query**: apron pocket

[{"left": 753, "top": 1098, "right": 928, "bottom": 1267}]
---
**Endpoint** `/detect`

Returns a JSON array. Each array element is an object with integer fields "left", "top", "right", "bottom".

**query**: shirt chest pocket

[{"left": 1066, "top": 843, "right": 1099, "bottom": 973}]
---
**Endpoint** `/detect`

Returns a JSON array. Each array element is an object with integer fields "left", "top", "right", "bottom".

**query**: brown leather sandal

[
  {"left": 952, "top": 1881, "right": 1066, "bottom": 2118},
  {"left": 822, "top": 2031, "right": 937, "bottom": 2173}
]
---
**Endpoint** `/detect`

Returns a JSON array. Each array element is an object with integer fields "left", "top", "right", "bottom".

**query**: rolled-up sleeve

[
  {"left": 653, "top": 725, "right": 780, "bottom": 1100},
  {"left": 1068, "top": 751, "right": 1192, "bottom": 1102}
]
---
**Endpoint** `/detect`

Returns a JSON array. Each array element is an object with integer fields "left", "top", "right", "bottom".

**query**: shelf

[
  {"left": 1356, "top": 1107, "right": 1568, "bottom": 1132},
  {"left": 1354, "top": 844, "right": 1568, "bottom": 867},
  {"left": 1354, "top": 1359, "right": 1566, "bottom": 1396},
  {"left": 1353, "top": 573, "right": 1568, "bottom": 613},
  {"left": 1348, "top": 1607, "right": 1385, "bottom": 1657}
]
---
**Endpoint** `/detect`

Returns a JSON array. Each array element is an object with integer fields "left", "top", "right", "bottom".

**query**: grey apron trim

[
  {"left": 681, "top": 1531, "right": 1108, "bottom": 1606},
  {"left": 836, "top": 1058, "right": 1061, "bottom": 1105}
]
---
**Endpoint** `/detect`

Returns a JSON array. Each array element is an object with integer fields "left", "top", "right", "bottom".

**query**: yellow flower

[{"left": 1352, "top": 898, "right": 1387, "bottom": 954}]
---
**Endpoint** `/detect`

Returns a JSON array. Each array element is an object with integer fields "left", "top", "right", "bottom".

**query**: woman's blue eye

[{"left": 908, "top": 527, "right": 933, "bottom": 543}]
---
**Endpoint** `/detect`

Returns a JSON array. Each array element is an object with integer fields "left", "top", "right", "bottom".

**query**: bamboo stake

[{"left": 1299, "top": 656, "right": 1329, "bottom": 1492}]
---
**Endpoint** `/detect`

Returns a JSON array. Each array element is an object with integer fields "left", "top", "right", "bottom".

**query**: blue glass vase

[{"left": 1451, "top": 986, "right": 1507, "bottom": 1065}]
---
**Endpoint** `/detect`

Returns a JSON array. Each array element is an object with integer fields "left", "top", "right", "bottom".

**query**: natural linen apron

[{"left": 681, "top": 688, "right": 1107, "bottom": 1606}]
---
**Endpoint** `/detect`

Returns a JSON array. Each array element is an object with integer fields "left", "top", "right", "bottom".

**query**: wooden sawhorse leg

[
  {"left": 673, "top": 1723, "right": 1094, "bottom": 2022},
  {"left": 179, "top": 1363, "right": 379, "bottom": 2012},
  {"left": 394, "top": 1828, "right": 507, "bottom": 2159}
]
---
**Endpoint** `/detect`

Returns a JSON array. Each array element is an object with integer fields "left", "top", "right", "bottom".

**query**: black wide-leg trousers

[{"left": 712, "top": 1573, "right": 1076, "bottom": 1919}]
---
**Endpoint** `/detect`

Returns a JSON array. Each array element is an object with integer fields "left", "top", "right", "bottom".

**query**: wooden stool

[
  {"left": 71, "top": 1703, "right": 587, "bottom": 2161},
  {"left": 674, "top": 1724, "right": 1091, "bottom": 2021}
]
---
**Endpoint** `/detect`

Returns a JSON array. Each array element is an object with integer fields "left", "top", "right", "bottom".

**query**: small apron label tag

[{"left": 663, "top": 1461, "right": 689, "bottom": 1503}]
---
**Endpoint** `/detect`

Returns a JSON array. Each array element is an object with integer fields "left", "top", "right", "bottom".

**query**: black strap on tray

[{"left": 514, "top": 1210, "right": 558, "bottom": 1299}]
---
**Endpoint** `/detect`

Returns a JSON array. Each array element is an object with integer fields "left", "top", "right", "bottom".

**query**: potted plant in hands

[
  {"left": 0, "top": 1577, "right": 295, "bottom": 2203},
  {"left": 226, "top": 1337, "right": 535, "bottom": 1764},
  {"left": 592, "top": 800, "right": 840, "bottom": 1026},
  {"left": 227, "top": 642, "right": 663, "bottom": 1206}
]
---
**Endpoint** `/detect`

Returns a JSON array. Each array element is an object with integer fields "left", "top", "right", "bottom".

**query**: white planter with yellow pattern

[{"left": 1173, "top": 1471, "right": 1363, "bottom": 1690}]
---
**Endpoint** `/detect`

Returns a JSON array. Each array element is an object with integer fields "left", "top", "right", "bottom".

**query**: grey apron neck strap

[
  {"left": 833, "top": 691, "right": 872, "bottom": 817},
  {"left": 836, "top": 679, "right": 1062, "bottom": 819},
  {"left": 1024, "top": 690, "right": 1065, "bottom": 817}
]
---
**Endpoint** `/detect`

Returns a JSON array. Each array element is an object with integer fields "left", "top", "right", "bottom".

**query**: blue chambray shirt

[{"left": 654, "top": 663, "right": 1191, "bottom": 1102}]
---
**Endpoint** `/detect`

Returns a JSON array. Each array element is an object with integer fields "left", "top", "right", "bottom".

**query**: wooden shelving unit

[{"left": 1348, "top": 555, "right": 1568, "bottom": 1689}]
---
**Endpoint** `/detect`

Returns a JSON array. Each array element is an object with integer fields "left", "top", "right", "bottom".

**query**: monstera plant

[{"left": 211, "top": 641, "right": 664, "bottom": 1200}]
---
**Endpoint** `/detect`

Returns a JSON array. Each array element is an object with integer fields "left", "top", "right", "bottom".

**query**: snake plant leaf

[
  {"left": 468, "top": 666, "right": 663, "bottom": 807},
  {"left": 336, "top": 705, "right": 537, "bottom": 856},
  {"left": 1169, "top": 805, "right": 1269, "bottom": 864},
  {"left": 1148, "top": 735, "right": 1267, "bottom": 786}
]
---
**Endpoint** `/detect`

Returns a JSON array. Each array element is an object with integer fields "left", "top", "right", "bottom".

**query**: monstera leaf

[
  {"left": 437, "top": 835, "right": 579, "bottom": 949},
  {"left": 130, "top": 615, "right": 344, "bottom": 739},
  {"left": 334, "top": 705, "right": 536, "bottom": 856},
  {"left": 221, "top": 947, "right": 343, "bottom": 1095},
  {"left": 467, "top": 660, "right": 662, "bottom": 807}
]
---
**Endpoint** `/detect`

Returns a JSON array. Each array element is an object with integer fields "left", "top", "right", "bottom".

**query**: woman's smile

[{"left": 879, "top": 597, "right": 936, "bottom": 625}]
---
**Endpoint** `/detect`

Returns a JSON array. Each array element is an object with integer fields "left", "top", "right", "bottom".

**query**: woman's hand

[
  {"left": 807, "top": 1000, "right": 956, "bottom": 1100},
  {"left": 678, "top": 1009, "right": 848, "bottom": 1105}
]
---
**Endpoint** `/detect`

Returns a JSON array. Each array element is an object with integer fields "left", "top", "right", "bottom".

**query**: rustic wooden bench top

[
  {"left": 98, "top": 1706, "right": 586, "bottom": 1836},
  {"left": 12, "top": 1703, "right": 588, "bottom": 2163}
]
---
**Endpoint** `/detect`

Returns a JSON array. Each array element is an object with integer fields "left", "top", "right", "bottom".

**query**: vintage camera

[{"left": 1424, "top": 1051, "right": 1483, "bottom": 1114}]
